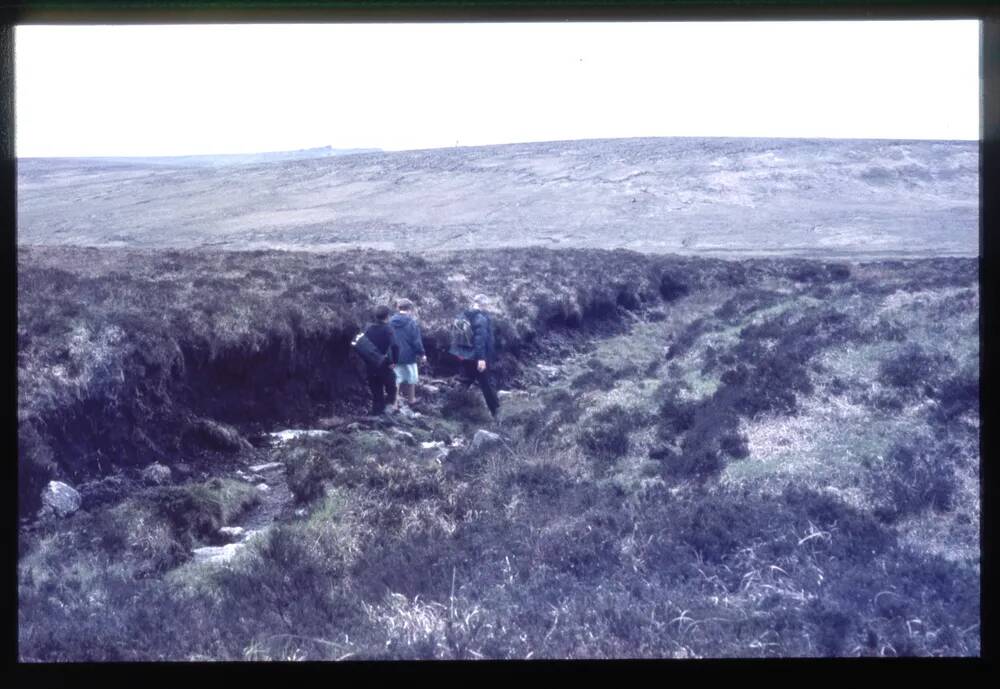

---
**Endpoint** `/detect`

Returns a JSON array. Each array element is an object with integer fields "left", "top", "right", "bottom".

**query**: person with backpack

[
  {"left": 351, "top": 305, "right": 400, "bottom": 417},
  {"left": 449, "top": 293, "right": 500, "bottom": 422},
  {"left": 389, "top": 298, "right": 427, "bottom": 410}
]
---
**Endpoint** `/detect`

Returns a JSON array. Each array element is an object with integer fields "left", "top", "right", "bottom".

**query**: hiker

[
  {"left": 353, "top": 305, "right": 400, "bottom": 416},
  {"left": 389, "top": 298, "right": 427, "bottom": 410},
  {"left": 449, "top": 293, "right": 501, "bottom": 422}
]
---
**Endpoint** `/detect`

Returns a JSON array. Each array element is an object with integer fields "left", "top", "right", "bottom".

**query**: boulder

[
  {"left": 470, "top": 429, "right": 503, "bottom": 452},
  {"left": 41, "top": 481, "right": 81, "bottom": 518},
  {"left": 141, "top": 462, "right": 172, "bottom": 485}
]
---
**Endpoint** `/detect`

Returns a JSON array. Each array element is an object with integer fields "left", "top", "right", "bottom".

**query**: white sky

[{"left": 15, "top": 20, "right": 980, "bottom": 157}]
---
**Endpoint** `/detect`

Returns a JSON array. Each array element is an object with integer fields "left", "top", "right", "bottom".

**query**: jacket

[
  {"left": 362, "top": 322, "right": 399, "bottom": 371},
  {"left": 389, "top": 313, "right": 425, "bottom": 365},
  {"left": 467, "top": 309, "right": 495, "bottom": 362}
]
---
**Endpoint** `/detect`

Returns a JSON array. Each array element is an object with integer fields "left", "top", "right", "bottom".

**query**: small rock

[
  {"left": 420, "top": 440, "right": 445, "bottom": 450},
  {"left": 40, "top": 481, "right": 81, "bottom": 518},
  {"left": 173, "top": 463, "right": 194, "bottom": 479},
  {"left": 141, "top": 462, "right": 172, "bottom": 485},
  {"left": 470, "top": 429, "right": 503, "bottom": 452},
  {"left": 422, "top": 385, "right": 440, "bottom": 395},
  {"left": 193, "top": 543, "right": 244, "bottom": 565},
  {"left": 256, "top": 483, "right": 271, "bottom": 493},
  {"left": 295, "top": 508, "right": 308, "bottom": 518},
  {"left": 248, "top": 462, "right": 283, "bottom": 473},
  {"left": 346, "top": 422, "right": 363, "bottom": 433},
  {"left": 536, "top": 364, "right": 560, "bottom": 379}
]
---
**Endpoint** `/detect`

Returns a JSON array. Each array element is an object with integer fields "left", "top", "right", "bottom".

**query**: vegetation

[{"left": 17, "top": 246, "right": 979, "bottom": 659}]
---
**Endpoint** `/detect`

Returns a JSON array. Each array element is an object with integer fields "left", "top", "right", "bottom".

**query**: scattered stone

[
  {"left": 40, "top": 481, "right": 81, "bottom": 518},
  {"left": 218, "top": 526, "right": 245, "bottom": 542},
  {"left": 248, "top": 462, "right": 283, "bottom": 473},
  {"left": 268, "top": 429, "right": 330, "bottom": 444},
  {"left": 470, "top": 429, "right": 503, "bottom": 452},
  {"left": 256, "top": 483, "right": 271, "bottom": 493},
  {"left": 295, "top": 508, "right": 308, "bottom": 518},
  {"left": 184, "top": 418, "right": 253, "bottom": 453},
  {"left": 193, "top": 543, "right": 244, "bottom": 565},
  {"left": 422, "top": 385, "right": 441, "bottom": 395},
  {"left": 420, "top": 440, "right": 446, "bottom": 450},
  {"left": 141, "top": 462, "right": 172, "bottom": 485}
]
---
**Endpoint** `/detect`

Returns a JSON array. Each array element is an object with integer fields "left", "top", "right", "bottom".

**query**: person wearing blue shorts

[{"left": 389, "top": 298, "right": 427, "bottom": 408}]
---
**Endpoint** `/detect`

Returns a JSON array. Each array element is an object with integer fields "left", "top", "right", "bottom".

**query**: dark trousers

[
  {"left": 367, "top": 364, "right": 397, "bottom": 415},
  {"left": 459, "top": 360, "right": 500, "bottom": 417}
]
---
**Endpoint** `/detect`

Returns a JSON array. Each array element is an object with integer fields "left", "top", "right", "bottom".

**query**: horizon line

[{"left": 17, "top": 133, "right": 980, "bottom": 160}]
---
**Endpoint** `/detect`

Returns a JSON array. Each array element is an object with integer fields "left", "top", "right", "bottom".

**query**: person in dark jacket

[
  {"left": 449, "top": 293, "right": 500, "bottom": 421},
  {"left": 363, "top": 305, "right": 400, "bottom": 416},
  {"left": 389, "top": 299, "right": 427, "bottom": 409}
]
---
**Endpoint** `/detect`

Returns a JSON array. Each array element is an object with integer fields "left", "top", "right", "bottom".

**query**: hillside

[
  {"left": 17, "top": 137, "right": 977, "bottom": 257},
  {"left": 17, "top": 245, "right": 979, "bottom": 659}
]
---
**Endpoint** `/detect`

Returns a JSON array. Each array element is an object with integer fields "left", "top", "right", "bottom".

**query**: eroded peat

[{"left": 17, "top": 246, "right": 979, "bottom": 659}]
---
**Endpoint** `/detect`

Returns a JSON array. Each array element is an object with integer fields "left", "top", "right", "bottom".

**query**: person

[
  {"left": 449, "top": 293, "right": 500, "bottom": 422},
  {"left": 389, "top": 298, "right": 427, "bottom": 409},
  {"left": 361, "top": 305, "right": 399, "bottom": 416}
]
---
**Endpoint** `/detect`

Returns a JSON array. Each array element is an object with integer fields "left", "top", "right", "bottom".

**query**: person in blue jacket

[
  {"left": 389, "top": 298, "right": 427, "bottom": 408},
  {"left": 449, "top": 293, "right": 500, "bottom": 422}
]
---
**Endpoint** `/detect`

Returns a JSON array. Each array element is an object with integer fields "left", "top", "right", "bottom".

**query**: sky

[{"left": 15, "top": 20, "right": 980, "bottom": 157}]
